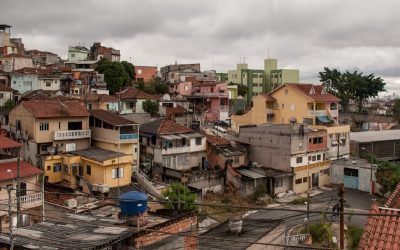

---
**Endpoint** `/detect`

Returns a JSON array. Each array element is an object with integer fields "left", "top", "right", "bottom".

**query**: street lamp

[{"left": 361, "top": 147, "right": 374, "bottom": 195}]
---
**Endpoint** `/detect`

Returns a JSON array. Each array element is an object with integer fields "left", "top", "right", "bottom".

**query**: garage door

[{"left": 343, "top": 168, "right": 358, "bottom": 190}]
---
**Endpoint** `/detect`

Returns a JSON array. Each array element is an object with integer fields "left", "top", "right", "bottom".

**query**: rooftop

[
  {"left": 271, "top": 83, "right": 340, "bottom": 102},
  {"left": 89, "top": 109, "right": 138, "bottom": 127},
  {"left": 350, "top": 129, "right": 400, "bottom": 143},
  {"left": 22, "top": 100, "right": 90, "bottom": 118},
  {"left": 0, "top": 215, "right": 132, "bottom": 250},
  {"left": 117, "top": 87, "right": 160, "bottom": 100},
  {"left": 140, "top": 119, "right": 193, "bottom": 135},
  {"left": 206, "top": 134, "right": 230, "bottom": 146},
  {"left": 0, "top": 135, "right": 21, "bottom": 149},
  {"left": 200, "top": 210, "right": 282, "bottom": 250},
  {"left": 0, "top": 160, "right": 43, "bottom": 181},
  {"left": 72, "top": 147, "right": 127, "bottom": 162}
]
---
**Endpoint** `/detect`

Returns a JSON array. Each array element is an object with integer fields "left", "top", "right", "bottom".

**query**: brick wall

[{"left": 132, "top": 213, "right": 198, "bottom": 249}]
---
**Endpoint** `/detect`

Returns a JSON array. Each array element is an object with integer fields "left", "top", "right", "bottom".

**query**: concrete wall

[
  {"left": 11, "top": 74, "right": 39, "bottom": 94},
  {"left": 0, "top": 90, "right": 13, "bottom": 107},
  {"left": 38, "top": 77, "right": 60, "bottom": 91}
]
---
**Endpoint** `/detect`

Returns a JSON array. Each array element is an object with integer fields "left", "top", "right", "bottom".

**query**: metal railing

[
  {"left": 119, "top": 133, "right": 139, "bottom": 140},
  {"left": 308, "top": 110, "right": 327, "bottom": 116},
  {"left": 0, "top": 193, "right": 43, "bottom": 211},
  {"left": 53, "top": 129, "right": 91, "bottom": 140}
]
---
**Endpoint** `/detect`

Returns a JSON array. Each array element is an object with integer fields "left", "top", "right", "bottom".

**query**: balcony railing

[
  {"left": 53, "top": 129, "right": 91, "bottom": 140},
  {"left": 266, "top": 108, "right": 273, "bottom": 115},
  {"left": 120, "top": 133, "right": 139, "bottom": 140},
  {"left": 0, "top": 193, "right": 43, "bottom": 212},
  {"left": 329, "top": 110, "right": 339, "bottom": 116},
  {"left": 308, "top": 110, "right": 327, "bottom": 116}
]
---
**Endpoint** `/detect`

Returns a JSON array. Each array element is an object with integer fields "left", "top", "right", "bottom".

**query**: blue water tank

[{"left": 119, "top": 191, "right": 148, "bottom": 216}]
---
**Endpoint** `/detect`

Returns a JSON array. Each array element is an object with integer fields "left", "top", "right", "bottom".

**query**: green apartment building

[{"left": 227, "top": 59, "right": 300, "bottom": 105}]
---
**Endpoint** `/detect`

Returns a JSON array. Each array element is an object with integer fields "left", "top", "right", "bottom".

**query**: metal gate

[{"left": 343, "top": 168, "right": 359, "bottom": 190}]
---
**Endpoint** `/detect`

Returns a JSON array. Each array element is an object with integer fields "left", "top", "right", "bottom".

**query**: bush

[
  {"left": 253, "top": 185, "right": 267, "bottom": 201},
  {"left": 290, "top": 197, "right": 308, "bottom": 205},
  {"left": 346, "top": 225, "right": 363, "bottom": 250}
]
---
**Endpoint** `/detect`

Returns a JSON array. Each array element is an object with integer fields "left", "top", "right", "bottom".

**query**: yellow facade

[
  {"left": 292, "top": 160, "right": 331, "bottom": 193},
  {"left": 44, "top": 153, "right": 132, "bottom": 190}
]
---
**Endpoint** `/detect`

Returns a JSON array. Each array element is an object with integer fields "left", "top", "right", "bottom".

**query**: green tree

[
  {"left": 376, "top": 160, "right": 400, "bottom": 194},
  {"left": 237, "top": 84, "right": 247, "bottom": 97},
  {"left": 121, "top": 61, "right": 135, "bottom": 82},
  {"left": 3, "top": 99, "right": 15, "bottom": 112},
  {"left": 96, "top": 58, "right": 132, "bottom": 94},
  {"left": 392, "top": 99, "right": 400, "bottom": 123},
  {"left": 162, "top": 183, "right": 197, "bottom": 211},
  {"left": 142, "top": 100, "right": 158, "bottom": 116},
  {"left": 319, "top": 67, "right": 386, "bottom": 112}
]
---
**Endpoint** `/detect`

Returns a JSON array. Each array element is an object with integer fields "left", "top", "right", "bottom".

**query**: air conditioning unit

[
  {"left": 64, "top": 199, "right": 77, "bottom": 209},
  {"left": 92, "top": 184, "right": 99, "bottom": 192},
  {"left": 98, "top": 184, "right": 110, "bottom": 194}
]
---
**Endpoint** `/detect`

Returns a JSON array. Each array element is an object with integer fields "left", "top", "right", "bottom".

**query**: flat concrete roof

[{"left": 350, "top": 129, "right": 400, "bottom": 143}]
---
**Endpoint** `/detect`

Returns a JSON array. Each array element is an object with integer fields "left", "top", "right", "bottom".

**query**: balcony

[
  {"left": 308, "top": 110, "right": 327, "bottom": 116},
  {"left": 0, "top": 193, "right": 43, "bottom": 212},
  {"left": 53, "top": 129, "right": 91, "bottom": 140},
  {"left": 120, "top": 133, "right": 139, "bottom": 140},
  {"left": 329, "top": 110, "right": 339, "bottom": 116}
]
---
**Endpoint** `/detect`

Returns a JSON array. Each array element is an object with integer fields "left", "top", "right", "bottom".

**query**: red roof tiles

[
  {"left": 0, "top": 160, "right": 43, "bottom": 181},
  {"left": 140, "top": 118, "right": 193, "bottom": 135},
  {"left": 22, "top": 100, "right": 90, "bottom": 118},
  {"left": 358, "top": 182, "right": 400, "bottom": 250},
  {"left": 118, "top": 87, "right": 160, "bottom": 100},
  {"left": 206, "top": 134, "right": 230, "bottom": 146},
  {"left": 0, "top": 135, "right": 21, "bottom": 149},
  {"left": 282, "top": 83, "right": 340, "bottom": 102},
  {"left": 89, "top": 109, "right": 137, "bottom": 126}
]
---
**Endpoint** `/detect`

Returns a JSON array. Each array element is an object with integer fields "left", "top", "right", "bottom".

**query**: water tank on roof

[{"left": 119, "top": 191, "right": 148, "bottom": 216}]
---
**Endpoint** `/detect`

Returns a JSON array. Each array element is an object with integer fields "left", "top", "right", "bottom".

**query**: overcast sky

[{"left": 2, "top": 0, "right": 400, "bottom": 94}]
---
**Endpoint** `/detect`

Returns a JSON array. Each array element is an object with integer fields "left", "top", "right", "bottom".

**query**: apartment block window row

[{"left": 295, "top": 177, "right": 308, "bottom": 185}]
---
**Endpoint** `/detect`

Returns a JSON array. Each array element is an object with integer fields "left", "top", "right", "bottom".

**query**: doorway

[{"left": 312, "top": 173, "right": 319, "bottom": 188}]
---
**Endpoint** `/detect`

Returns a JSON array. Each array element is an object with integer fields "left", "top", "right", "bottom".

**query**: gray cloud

[{"left": 2, "top": 0, "right": 400, "bottom": 93}]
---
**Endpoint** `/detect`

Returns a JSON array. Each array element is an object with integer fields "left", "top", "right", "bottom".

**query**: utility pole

[
  {"left": 339, "top": 183, "right": 345, "bottom": 250},
  {"left": 306, "top": 191, "right": 310, "bottom": 234},
  {"left": 16, "top": 158, "right": 20, "bottom": 228},
  {"left": 7, "top": 186, "right": 14, "bottom": 250}
]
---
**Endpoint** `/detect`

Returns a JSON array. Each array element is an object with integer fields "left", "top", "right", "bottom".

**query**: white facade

[
  {"left": 0, "top": 56, "right": 33, "bottom": 72},
  {"left": 38, "top": 77, "right": 60, "bottom": 91},
  {"left": 0, "top": 90, "right": 13, "bottom": 107}
]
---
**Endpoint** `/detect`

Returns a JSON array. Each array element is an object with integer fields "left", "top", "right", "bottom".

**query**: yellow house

[
  {"left": 232, "top": 83, "right": 350, "bottom": 160},
  {"left": 8, "top": 100, "right": 91, "bottom": 167},
  {"left": 89, "top": 109, "right": 139, "bottom": 173},
  {"left": 43, "top": 147, "right": 132, "bottom": 192}
]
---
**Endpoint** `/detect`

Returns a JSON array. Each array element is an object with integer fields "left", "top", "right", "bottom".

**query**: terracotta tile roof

[
  {"left": 358, "top": 182, "right": 400, "bottom": 250},
  {"left": 83, "top": 93, "right": 118, "bottom": 103},
  {"left": 140, "top": 118, "right": 193, "bottom": 135},
  {"left": 284, "top": 83, "right": 341, "bottom": 102},
  {"left": 206, "top": 134, "right": 230, "bottom": 146},
  {"left": 0, "top": 160, "right": 43, "bottom": 181},
  {"left": 259, "top": 93, "right": 277, "bottom": 102},
  {"left": 0, "top": 135, "right": 21, "bottom": 149},
  {"left": 22, "top": 100, "right": 90, "bottom": 118},
  {"left": 165, "top": 106, "right": 186, "bottom": 118},
  {"left": 89, "top": 109, "right": 137, "bottom": 126},
  {"left": 0, "top": 83, "right": 13, "bottom": 92},
  {"left": 117, "top": 87, "right": 160, "bottom": 100}
]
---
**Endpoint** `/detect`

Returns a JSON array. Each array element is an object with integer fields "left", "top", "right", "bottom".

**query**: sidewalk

[{"left": 331, "top": 223, "right": 348, "bottom": 249}]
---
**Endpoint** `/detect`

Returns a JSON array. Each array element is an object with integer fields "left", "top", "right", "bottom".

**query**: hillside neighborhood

[{"left": 0, "top": 19, "right": 400, "bottom": 250}]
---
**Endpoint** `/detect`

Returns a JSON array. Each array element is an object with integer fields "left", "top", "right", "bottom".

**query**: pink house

[
  {"left": 168, "top": 81, "right": 192, "bottom": 96},
  {"left": 192, "top": 81, "right": 229, "bottom": 122}
]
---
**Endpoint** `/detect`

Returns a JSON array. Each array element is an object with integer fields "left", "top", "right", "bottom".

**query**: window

[
  {"left": 71, "top": 164, "right": 77, "bottom": 175},
  {"left": 312, "top": 155, "right": 316, "bottom": 161},
  {"left": 53, "top": 164, "right": 61, "bottom": 172},
  {"left": 71, "top": 53, "right": 75, "bottom": 58},
  {"left": 78, "top": 165, "right": 83, "bottom": 176},
  {"left": 0, "top": 93, "right": 4, "bottom": 99},
  {"left": 13, "top": 81, "right": 16, "bottom": 85},
  {"left": 308, "top": 156, "right": 311, "bottom": 162},
  {"left": 281, "top": 104, "right": 284, "bottom": 109},
  {"left": 295, "top": 178, "right": 302, "bottom": 184},
  {"left": 317, "top": 154, "right": 321, "bottom": 161},
  {"left": 296, "top": 157, "right": 303, "bottom": 164},
  {"left": 275, "top": 178, "right": 283, "bottom": 188},
  {"left": 339, "top": 139, "right": 346, "bottom": 145},
  {"left": 68, "top": 121, "right": 82, "bottom": 130},
  {"left": 195, "top": 137, "right": 202, "bottom": 145},
  {"left": 234, "top": 157, "right": 239, "bottom": 163},
  {"left": 86, "top": 165, "right": 91, "bottom": 175},
  {"left": 20, "top": 182, "right": 27, "bottom": 196},
  {"left": 23, "top": 81, "right": 32, "bottom": 87},
  {"left": 39, "top": 122, "right": 49, "bottom": 131},
  {"left": 112, "top": 168, "right": 124, "bottom": 178},
  {"left": 47, "top": 166, "right": 51, "bottom": 171},
  {"left": 63, "top": 165, "right": 68, "bottom": 173},
  {"left": 45, "top": 81, "right": 51, "bottom": 87},
  {"left": 16, "top": 120, "right": 21, "bottom": 130},
  {"left": 303, "top": 177, "right": 308, "bottom": 183}
]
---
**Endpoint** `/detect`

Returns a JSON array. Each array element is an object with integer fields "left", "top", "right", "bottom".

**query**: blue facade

[{"left": 11, "top": 74, "right": 39, "bottom": 94}]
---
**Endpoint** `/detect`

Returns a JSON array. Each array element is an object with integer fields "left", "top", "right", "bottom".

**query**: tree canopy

[
  {"left": 142, "top": 100, "right": 159, "bottom": 117},
  {"left": 96, "top": 58, "right": 135, "bottom": 94},
  {"left": 392, "top": 99, "right": 400, "bottom": 123},
  {"left": 319, "top": 67, "right": 385, "bottom": 112},
  {"left": 162, "top": 183, "right": 197, "bottom": 211}
]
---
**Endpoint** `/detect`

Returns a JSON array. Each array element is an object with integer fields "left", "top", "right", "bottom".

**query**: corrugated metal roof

[
  {"left": 237, "top": 169, "right": 266, "bottom": 179},
  {"left": 350, "top": 130, "right": 400, "bottom": 143}
]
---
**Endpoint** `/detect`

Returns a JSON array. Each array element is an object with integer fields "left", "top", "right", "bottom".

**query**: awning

[{"left": 317, "top": 116, "right": 334, "bottom": 123}]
